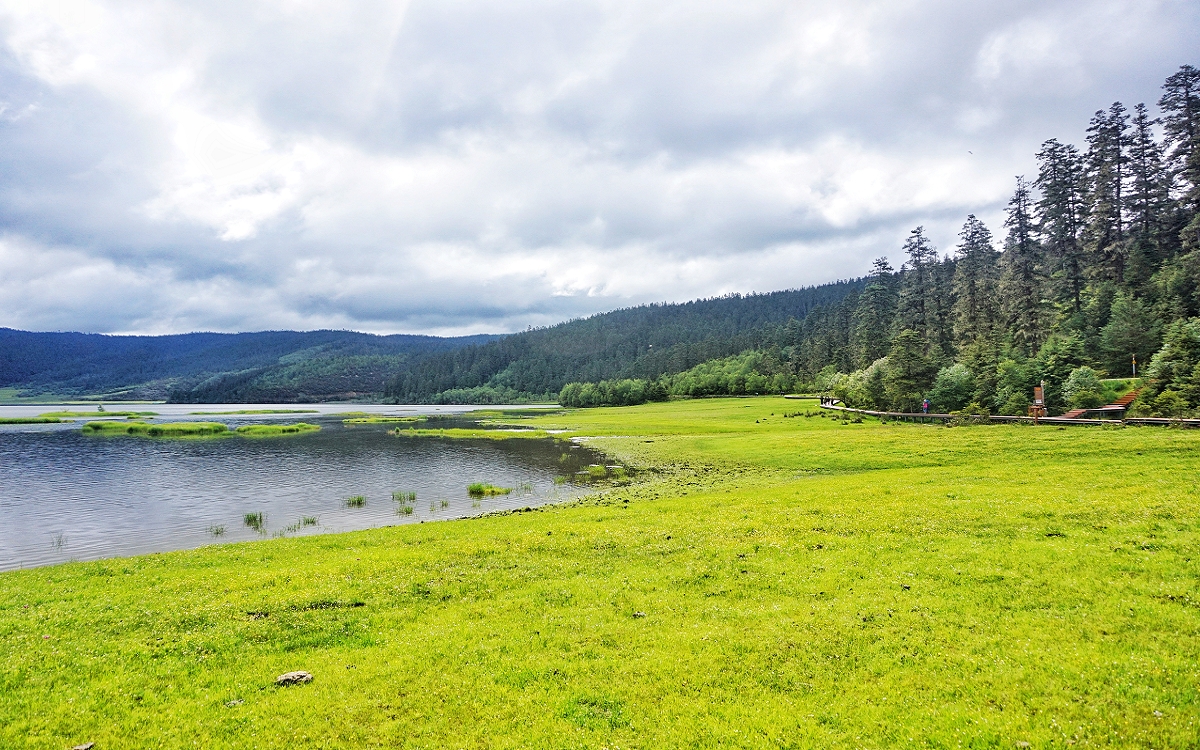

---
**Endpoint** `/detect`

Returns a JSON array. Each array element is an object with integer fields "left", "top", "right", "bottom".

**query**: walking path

[{"left": 808, "top": 390, "right": 1198, "bottom": 428}]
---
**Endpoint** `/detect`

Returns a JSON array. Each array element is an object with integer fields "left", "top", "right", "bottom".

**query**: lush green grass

[
  {"left": 39, "top": 410, "right": 158, "bottom": 419},
  {"left": 393, "top": 426, "right": 557, "bottom": 440},
  {"left": 192, "top": 409, "right": 318, "bottom": 415},
  {"left": 81, "top": 421, "right": 228, "bottom": 436},
  {"left": 3, "top": 397, "right": 1200, "bottom": 748},
  {"left": 0, "top": 417, "right": 62, "bottom": 424},
  {"left": 343, "top": 416, "right": 427, "bottom": 424},
  {"left": 467, "top": 482, "right": 514, "bottom": 497},
  {"left": 233, "top": 423, "right": 321, "bottom": 437}
]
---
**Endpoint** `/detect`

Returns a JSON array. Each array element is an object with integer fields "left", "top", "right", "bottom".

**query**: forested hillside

[
  {"left": 559, "top": 64, "right": 1200, "bottom": 417},
  {"left": 0, "top": 329, "right": 494, "bottom": 402},
  {"left": 383, "top": 282, "right": 864, "bottom": 403}
]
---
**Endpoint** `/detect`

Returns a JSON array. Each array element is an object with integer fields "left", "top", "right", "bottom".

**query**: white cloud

[{"left": 0, "top": 0, "right": 1196, "bottom": 334}]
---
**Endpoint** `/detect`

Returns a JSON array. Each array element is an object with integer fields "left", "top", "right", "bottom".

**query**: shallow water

[{"left": 0, "top": 405, "right": 601, "bottom": 571}]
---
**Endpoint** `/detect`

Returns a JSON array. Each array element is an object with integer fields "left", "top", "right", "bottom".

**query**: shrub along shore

[{"left": 2, "top": 397, "right": 1197, "bottom": 747}]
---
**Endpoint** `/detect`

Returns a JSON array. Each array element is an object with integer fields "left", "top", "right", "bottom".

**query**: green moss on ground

[{"left": 4, "top": 397, "right": 1199, "bottom": 748}]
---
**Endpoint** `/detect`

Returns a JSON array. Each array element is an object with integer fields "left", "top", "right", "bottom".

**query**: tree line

[{"left": 559, "top": 65, "right": 1200, "bottom": 416}]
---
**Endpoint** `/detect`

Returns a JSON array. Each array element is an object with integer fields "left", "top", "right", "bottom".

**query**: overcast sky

[{"left": 0, "top": 1, "right": 1196, "bottom": 336}]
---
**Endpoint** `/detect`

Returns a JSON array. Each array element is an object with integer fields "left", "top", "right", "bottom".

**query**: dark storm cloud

[{"left": 0, "top": 0, "right": 1196, "bottom": 334}]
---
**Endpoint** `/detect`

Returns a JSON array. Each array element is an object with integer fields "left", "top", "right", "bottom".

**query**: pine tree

[
  {"left": 1034, "top": 139, "right": 1086, "bottom": 309},
  {"left": 951, "top": 215, "right": 1000, "bottom": 350},
  {"left": 884, "top": 329, "right": 936, "bottom": 412},
  {"left": 1000, "top": 178, "right": 1046, "bottom": 355},
  {"left": 894, "top": 226, "right": 940, "bottom": 351},
  {"left": 1083, "top": 102, "right": 1130, "bottom": 282},
  {"left": 1124, "top": 102, "right": 1172, "bottom": 283},
  {"left": 1159, "top": 65, "right": 1200, "bottom": 253},
  {"left": 850, "top": 257, "right": 896, "bottom": 368}
]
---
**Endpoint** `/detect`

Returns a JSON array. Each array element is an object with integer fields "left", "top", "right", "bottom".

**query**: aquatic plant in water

[
  {"left": 343, "top": 495, "right": 366, "bottom": 508},
  {"left": 243, "top": 513, "right": 265, "bottom": 532},
  {"left": 234, "top": 423, "right": 320, "bottom": 437},
  {"left": 467, "top": 483, "right": 513, "bottom": 497},
  {"left": 83, "top": 421, "right": 228, "bottom": 436}
]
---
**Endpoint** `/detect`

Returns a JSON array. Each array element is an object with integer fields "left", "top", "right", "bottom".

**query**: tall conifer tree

[
  {"left": 1083, "top": 102, "right": 1130, "bottom": 282},
  {"left": 951, "top": 215, "right": 1000, "bottom": 350},
  {"left": 851, "top": 257, "right": 897, "bottom": 368},
  {"left": 1159, "top": 65, "right": 1200, "bottom": 252},
  {"left": 1035, "top": 139, "right": 1086, "bottom": 310},
  {"left": 1124, "top": 103, "right": 1172, "bottom": 284},
  {"left": 895, "top": 226, "right": 940, "bottom": 353},
  {"left": 1000, "top": 178, "right": 1045, "bottom": 355}
]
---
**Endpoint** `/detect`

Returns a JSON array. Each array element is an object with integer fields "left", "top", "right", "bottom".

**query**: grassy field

[{"left": 2, "top": 397, "right": 1198, "bottom": 748}]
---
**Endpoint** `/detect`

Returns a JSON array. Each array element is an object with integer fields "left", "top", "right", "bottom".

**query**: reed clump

[
  {"left": 242, "top": 513, "right": 265, "bottom": 532},
  {"left": 343, "top": 495, "right": 366, "bottom": 508},
  {"left": 467, "top": 483, "right": 513, "bottom": 497},
  {"left": 83, "top": 421, "right": 228, "bottom": 436},
  {"left": 234, "top": 423, "right": 320, "bottom": 437}
]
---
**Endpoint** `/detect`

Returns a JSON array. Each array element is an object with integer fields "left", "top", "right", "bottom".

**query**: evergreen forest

[{"left": 561, "top": 64, "right": 1200, "bottom": 417}]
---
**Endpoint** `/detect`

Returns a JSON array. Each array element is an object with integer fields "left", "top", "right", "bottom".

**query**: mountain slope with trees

[
  {"left": 0, "top": 329, "right": 495, "bottom": 402},
  {"left": 383, "top": 283, "right": 864, "bottom": 403}
]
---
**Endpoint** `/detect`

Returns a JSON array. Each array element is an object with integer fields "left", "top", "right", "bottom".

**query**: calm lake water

[{"left": 0, "top": 404, "right": 603, "bottom": 571}]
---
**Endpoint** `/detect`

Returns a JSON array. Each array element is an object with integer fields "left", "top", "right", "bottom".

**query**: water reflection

[{"left": 0, "top": 414, "right": 610, "bottom": 571}]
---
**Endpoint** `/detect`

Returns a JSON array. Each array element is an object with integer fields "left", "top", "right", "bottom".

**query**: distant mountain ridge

[
  {"left": 0, "top": 280, "right": 864, "bottom": 403},
  {"left": 0, "top": 328, "right": 497, "bottom": 402},
  {"left": 385, "top": 282, "right": 865, "bottom": 403}
]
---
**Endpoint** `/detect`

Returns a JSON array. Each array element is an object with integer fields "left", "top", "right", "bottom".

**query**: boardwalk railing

[{"left": 811, "top": 401, "right": 1200, "bottom": 428}]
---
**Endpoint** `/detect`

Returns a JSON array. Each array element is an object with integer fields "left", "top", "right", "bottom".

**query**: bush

[
  {"left": 926, "top": 364, "right": 974, "bottom": 413},
  {"left": 1153, "top": 389, "right": 1188, "bottom": 417},
  {"left": 559, "top": 378, "right": 668, "bottom": 408},
  {"left": 1063, "top": 366, "right": 1106, "bottom": 410}
]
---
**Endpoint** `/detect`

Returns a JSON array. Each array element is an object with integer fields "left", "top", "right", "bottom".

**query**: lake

[{"left": 0, "top": 404, "right": 604, "bottom": 571}]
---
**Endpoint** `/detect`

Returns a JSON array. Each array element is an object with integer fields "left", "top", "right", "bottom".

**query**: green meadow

[{"left": 2, "top": 397, "right": 1198, "bottom": 748}]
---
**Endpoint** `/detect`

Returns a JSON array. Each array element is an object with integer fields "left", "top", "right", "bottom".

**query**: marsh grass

[
  {"left": 301, "top": 516, "right": 318, "bottom": 526},
  {"left": 392, "top": 491, "right": 417, "bottom": 503},
  {"left": 41, "top": 410, "right": 157, "bottom": 419},
  {"left": 241, "top": 513, "right": 264, "bottom": 532},
  {"left": 467, "top": 483, "right": 513, "bottom": 497},
  {"left": 394, "top": 427, "right": 557, "bottom": 440},
  {"left": 396, "top": 505, "right": 414, "bottom": 516},
  {"left": 343, "top": 495, "right": 366, "bottom": 508},
  {"left": 344, "top": 416, "right": 427, "bottom": 424},
  {"left": 234, "top": 423, "right": 320, "bottom": 437},
  {"left": 206, "top": 525, "right": 226, "bottom": 537},
  {"left": 83, "top": 421, "right": 228, "bottom": 437},
  {"left": 0, "top": 417, "right": 62, "bottom": 424},
  {"left": 191, "top": 409, "right": 317, "bottom": 415}
]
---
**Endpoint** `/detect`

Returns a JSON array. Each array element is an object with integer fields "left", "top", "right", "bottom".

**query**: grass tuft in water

[
  {"left": 392, "top": 491, "right": 417, "bottom": 503},
  {"left": 397, "top": 505, "right": 414, "bottom": 516},
  {"left": 242, "top": 513, "right": 265, "bottom": 532},
  {"left": 343, "top": 495, "right": 366, "bottom": 508},
  {"left": 234, "top": 423, "right": 320, "bottom": 437},
  {"left": 467, "top": 483, "right": 513, "bottom": 497},
  {"left": 206, "top": 525, "right": 226, "bottom": 537},
  {"left": 301, "top": 516, "right": 318, "bottom": 526},
  {"left": 83, "top": 421, "right": 228, "bottom": 437},
  {"left": 0, "top": 417, "right": 63, "bottom": 424}
]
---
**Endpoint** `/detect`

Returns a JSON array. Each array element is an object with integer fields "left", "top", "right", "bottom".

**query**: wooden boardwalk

[{"left": 814, "top": 394, "right": 1198, "bottom": 428}]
